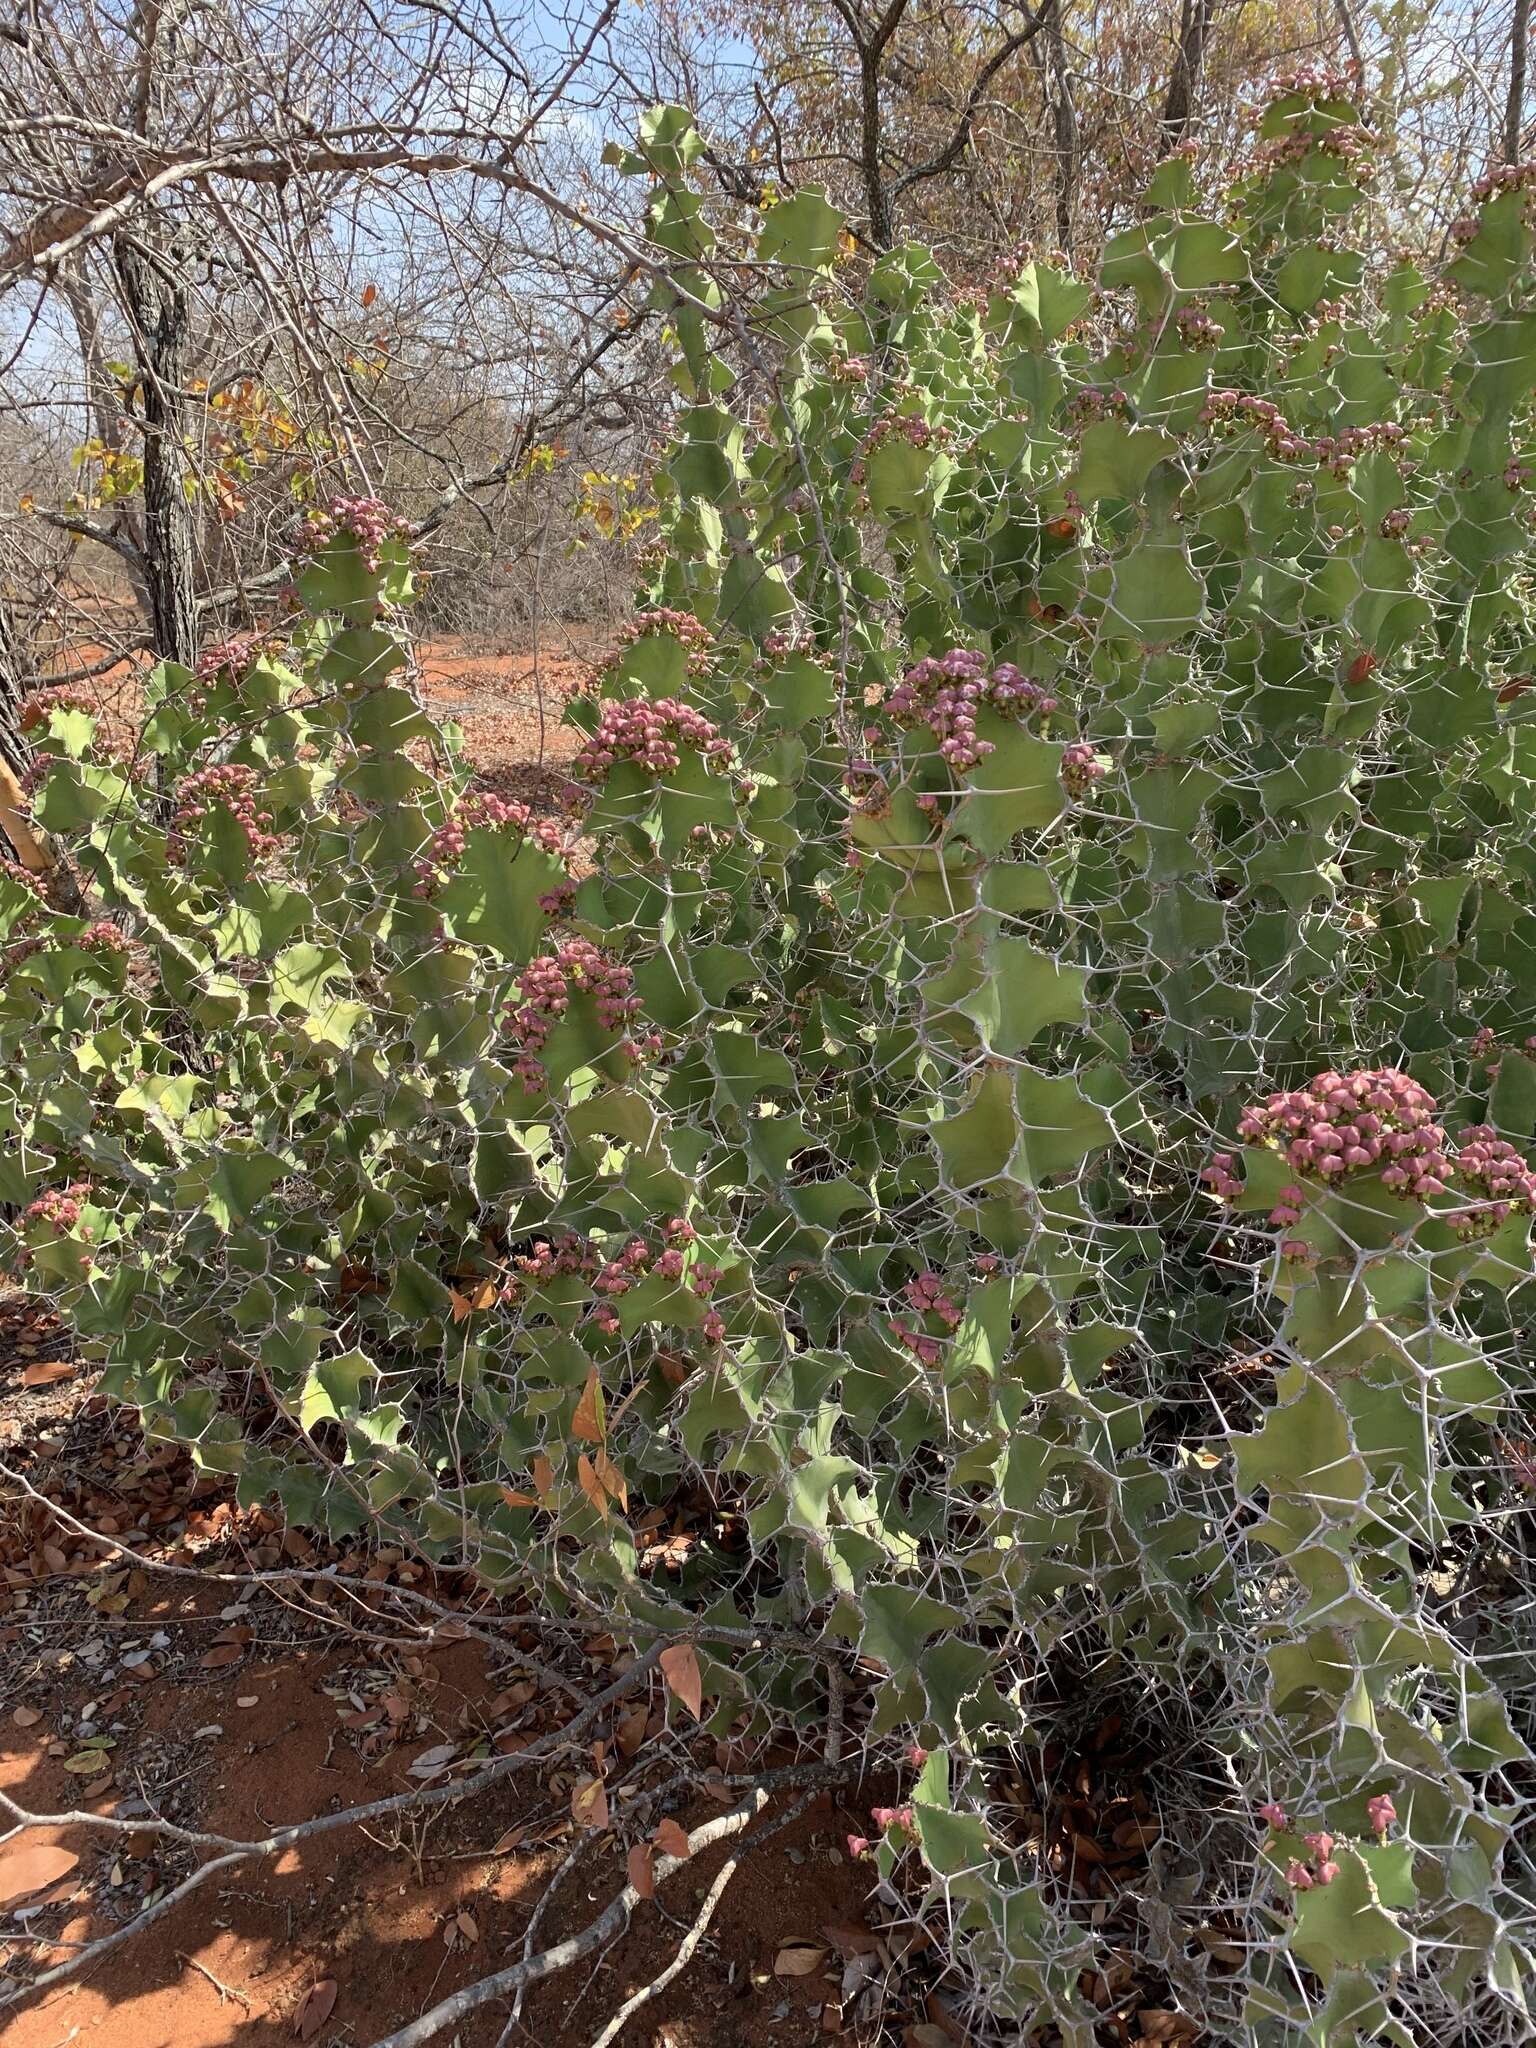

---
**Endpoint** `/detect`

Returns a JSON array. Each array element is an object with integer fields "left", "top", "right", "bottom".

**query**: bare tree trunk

[
  {"left": 1161, "top": 0, "right": 1219, "bottom": 146},
  {"left": 831, "top": 0, "right": 911, "bottom": 250},
  {"left": 113, "top": 235, "right": 198, "bottom": 668},
  {"left": 1045, "top": 0, "right": 1079, "bottom": 252},
  {"left": 1506, "top": 0, "right": 1530, "bottom": 161},
  {"left": 0, "top": 592, "right": 28, "bottom": 779}
]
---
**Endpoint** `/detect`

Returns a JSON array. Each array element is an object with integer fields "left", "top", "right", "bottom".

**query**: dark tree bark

[
  {"left": 0, "top": 591, "right": 28, "bottom": 779},
  {"left": 113, "top": 235, "right": 199, "bottom": 668},
  {"left": 1044, "top": 0, "right": 1079, "bottom": 252},
  {"left": 1161, "top": 0, "right": 1218, "bottom": 147},
  {"left": 1506, "top": 0, "right": 1530, "bottom": 162}
]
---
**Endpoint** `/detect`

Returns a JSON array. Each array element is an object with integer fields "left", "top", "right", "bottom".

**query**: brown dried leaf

[
  {"left": 653, "top": 1816, "right": 690, "bottom": 1860},
  {"left": 627, "top": 1841, "right": 655, "bottom": 1899},
  {"left": 292, "top": 1977, "right": 338, "bottom": 2041},
  {"left": 774, "top": 1942, "right": 827, "bottom": 1978},
  {"left": 0, "top": 1842, "right": 77, "bottom": 1906},
  {"left": 576, "top": 1454, "right": 610, "bottom": 1520},
  {"left": 659, "top": 1642, "right": 702, "bottom": 1720},
  {"left": 22, "top": 1360, "right": 73, "bottom": 1387},
  {"left": 571, "top": 1774, "right": 609, "bottom": 1830},
  {"left": 200, "top": 1642, "right": 243, "bottom": 1670},
  {"left": 592, "top": 1447, "right": 628, "bottom": 1512},
  {"left": 614, "top": 1706, "right": 648, "bottom": 1758},
  {"left": 11, "top": 1705, "right": 42, "bottom": 1728},
  {"left": 571, "top": 1367, "right": 605, "bottom": 1444}
]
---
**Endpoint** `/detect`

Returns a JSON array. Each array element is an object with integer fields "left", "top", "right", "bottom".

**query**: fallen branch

[
  {"left": 366, "top": 1779, "right": 835, "bottom": 2048},
  {"left": 585, "top": 1797, "right": 816, "bottom": 2048},
  {"left": 0, "top": 1644, "right": 663, "bottom": 2012}
]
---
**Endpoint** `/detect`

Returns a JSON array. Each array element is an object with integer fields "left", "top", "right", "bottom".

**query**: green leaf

[
  {"left": 437, "top": 830, "right": 566, "bottom": 964},
  {"left": 757, "top": 189, "right": 844, "bottom": 270},
  {"left": 952, "top": 937, "right": 1085, "bottom": 1053},
  {"left": 1290, "top": 1847, "right": 1411, "bottom": 1976},
  {"left": 857, "top": 1585, "right": 963, "bottom": 1680},
  {"left": 1074, "top": 420, "right": 1174, "bottom": 504}
]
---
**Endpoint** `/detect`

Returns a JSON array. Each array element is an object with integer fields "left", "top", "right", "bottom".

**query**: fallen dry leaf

[
  {"left": 11, "top": 1705, "right": 42, "bottom": 1728},
  {"left": 614, "top": 1705, "right": 648, "bottom": 1758},
  {"left": 627, "top": 1841, "right": 654, "bottom": 1899},
  {"left": 408, "top": 1742, "right": 459, "bottom": 1779},
  {"left": 653, "top": 1816, "right": 690, "bottom": 1861},
  {"left": 774, "top": 1941, "right": 828, "bottom": 1978},
  {"left": 292, "top": 1977, "right": 338, "bottom": 2041},
  {"left": 0, "top": 1842, "right": 78, "bottom": 1906},
  {"left": 62, "top": 1749, "right": 111, "bottom": 1775},
  {"left": 22, "top": 1360, "right": 73, "bottom": 1387},
  {"left": 659, "top": 1642, "right": 702, "bottom": 1720},
  {"left": 571, "top": 1774, "right": 609, "bottom": 1830},
  {"left": 200, "top": 1643, "right": 244, "bottom": 1670}
]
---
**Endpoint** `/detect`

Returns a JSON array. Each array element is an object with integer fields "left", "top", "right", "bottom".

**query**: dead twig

[
  {"left": 176, "top": 1949, "right": 255, "bottom": 2010},
  {"left": 365, "top": 1777, "right": 842, "bottom": 2048},
  {"left": 586, "top": 1792, "right": 818, "bottom": 2048}
]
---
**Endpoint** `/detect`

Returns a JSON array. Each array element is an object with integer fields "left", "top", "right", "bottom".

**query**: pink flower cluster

[
  {"left": 851, "top": 410, "right": 951, "bottom": 485},
  {"left": 167, "top": 764, "right": 279, "bottom": 866},
  {"left": 619, "top": 609, "right": 715, "bottom": 677},
  {"left": 1448, "top": 1125, "right": 1536, "bottom": 1238},
  {"left": 1060, "top": 740, "right": 1107, "bottom": 797},
  {"left": 1234, "top": 1067, "right": 1451, "bottom": 1200},
  {"left": 1263, "top": 60, "right": 1362, "bottom": 103},
  {"left": 23, "top": 1182, "right": 91, "bottom": 1235},
  {"left": 1287, "top": 1831, "right": 1341, "bottom": 1890},
  {"left": 1200, "top": 392, "right": 1408, "bottom": 472},
  {"left": 299, "top": 496, "right": 418, "bottom": 573},
  {"left": 414, "top": 791, "right": 574, "bottom": 911},
  {"left": 1, "top": 858, "right": 46, "bottom": 901},
  {"left": 574, "top": 696, "right": 732, "bottom": 779},
  {"left": 885, "top": 649, "right": 1057, "bottom": 772},
  {"left": 501, "top": 1219, "right": 725, "bottom": 1343},
  {"left": 194, "top": 632, "right": 283, "bottom": 684},
  {"left": 847, "top": 1805, "right": 917, "bottom": 1858},
  {"left": 1469, "top": 159, "right": 1536, "bottom": 206},
  {"left": 19, "top": 685, "right": 97, "bottom": 733},
  {"left": 887, "top": 1262, "right": 997, "bottom": 1367},
  {"left": 502, "top": 938, "right": 655, "bottom": 1092},
  {"left": 1066, "top": 387, "right": 1130, "bottom": 427},
  {"left": 1176, "top": 304, "right": 1223, "bottom": 350},
  {"left": 75, "top": 920, "right": 128, "bottom": 957},
  {"left": 1470, "top": 1024, "right": 1536, "bottom": 1075}
]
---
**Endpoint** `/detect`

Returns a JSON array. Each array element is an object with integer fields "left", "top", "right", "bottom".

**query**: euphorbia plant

[{"left": 6, "top": 71, "right": 1536, "bottom": 2043}]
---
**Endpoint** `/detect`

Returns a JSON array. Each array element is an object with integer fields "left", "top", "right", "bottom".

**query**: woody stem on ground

[{"left": 365, "top": 1784, "right": 839, "bottom": 2048}]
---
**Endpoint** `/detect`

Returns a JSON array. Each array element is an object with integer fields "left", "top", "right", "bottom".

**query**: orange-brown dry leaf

[
  {"left": 571, "top": 1367, "right": 606, "bottom": 1443},
  {"left": 627, "top": 1841, "right": 655, "bottom": 1899},
  {"left": 658, "top": 1642, "right": 702, "bottom": 1720},
  {"left": 576, "top": 1454, "right": 610, "bottom": 1519},
  {"left": 592, "top": 1447, "right": 628, "bottom": 1512},
  {"left": 571, "top": 1774, "right": 609, "bottom": 1830},
  {"left": 0, "top": 1843, "right": 77, "bottom": 1906},
  {"left": 653, "top": 1816, "right": 690, "bottom": 1860},
  {"left": 292, "top": 1978, "right": 338, "bottom": 2041}
]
